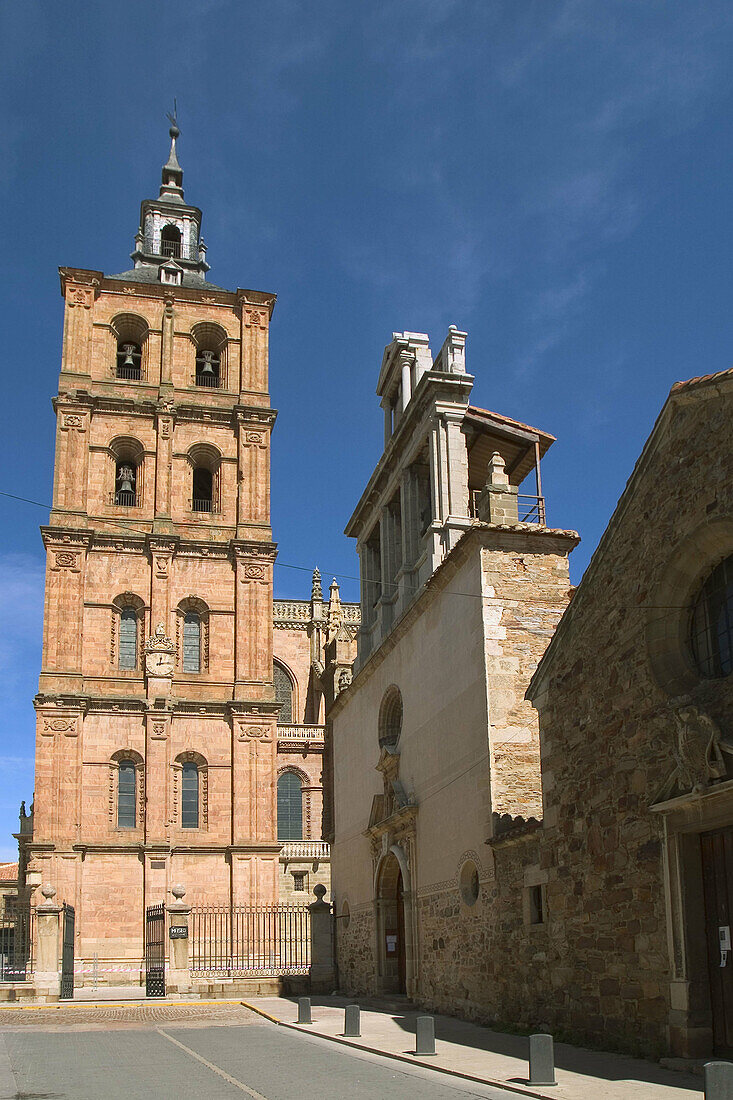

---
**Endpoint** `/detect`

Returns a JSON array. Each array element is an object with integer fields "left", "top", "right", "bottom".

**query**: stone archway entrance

[{"left": 375, "top": 848, "right": 411, "bottom": 995}]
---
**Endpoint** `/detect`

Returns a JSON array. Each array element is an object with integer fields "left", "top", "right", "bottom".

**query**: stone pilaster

[
  {"left": 34, "top": 885, "right": 62, "bottom": 1000},
  {"left": 233, "top": 543, "right": 277, "bottom": 699}
]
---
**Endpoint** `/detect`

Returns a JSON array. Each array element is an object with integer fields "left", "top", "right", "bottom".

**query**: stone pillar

[
  {"left": 309, "top": 884, "right": 335, "bottom": 993},
  {"left": 34, "top": 884, "right": 62, "bottom": 1000},
  {"left": 381, "top": 398, "right": 392, "bottom": 448},
  {"left": 166, "top": 884, "right": 191, "bottom": 995},
  {"left": 399, "top": 350, "right": 412, "bottom": 413},
  {"left": 474, "top": 453, "right": 519, "bottom": 524}
]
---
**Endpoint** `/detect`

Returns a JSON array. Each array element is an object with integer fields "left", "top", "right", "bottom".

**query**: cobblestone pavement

[
  {"left": 0, "top": 1016, "right": 518, "bottom": 1099},
  {"left": 0, "top": 999, "right": 261, "bottom": 1030}
]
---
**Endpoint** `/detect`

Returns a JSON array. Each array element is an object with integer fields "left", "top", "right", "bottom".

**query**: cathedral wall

[{"left": 274, "top": 625, "right": 314, "bottom": 723}]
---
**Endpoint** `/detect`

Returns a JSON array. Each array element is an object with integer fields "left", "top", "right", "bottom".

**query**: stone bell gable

[{"left": 523, "top": 368, "right": 733, "bottom": 1057}]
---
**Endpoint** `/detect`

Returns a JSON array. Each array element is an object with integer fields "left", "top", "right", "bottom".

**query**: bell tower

[{"left": 23, "top": 122, "right": 281, "bottom": 978}]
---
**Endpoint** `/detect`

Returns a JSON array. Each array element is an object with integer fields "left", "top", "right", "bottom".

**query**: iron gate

[
  {"left": 145, "top": 903, "right": 166, "bottom": 997},
  {"left": 190, "top": 904, "right": 310, "bottom": 976},
  {"left": 60, "top": 904, "right": 75, "bottom": 1000},
  {"left": 0, "top": 904, "right": 34, "bottom": 982}
]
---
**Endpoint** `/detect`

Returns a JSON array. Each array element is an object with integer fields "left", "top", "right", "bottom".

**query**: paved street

[{"left": 0, "top": 1002, "right": 519, "bottom": 1099}]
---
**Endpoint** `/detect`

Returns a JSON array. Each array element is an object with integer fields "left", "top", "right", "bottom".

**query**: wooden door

[
  {"left": 700, "top": 828, "right": 733, "bottom": 1054},
  {"left": 396, "top": 870, "right": 406, "bottom": 994}
]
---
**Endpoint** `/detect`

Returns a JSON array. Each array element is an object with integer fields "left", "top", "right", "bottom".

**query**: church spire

[
  {"left": 125, "top": 112, "right": 211, "bottom": 286},
  {"left": 160, "top": 111, "right": 184, "bottom": 202}
]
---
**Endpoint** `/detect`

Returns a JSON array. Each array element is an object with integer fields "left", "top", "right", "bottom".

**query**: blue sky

[{"left": 1, "top": 0, "right": 733, "bottom": 857}]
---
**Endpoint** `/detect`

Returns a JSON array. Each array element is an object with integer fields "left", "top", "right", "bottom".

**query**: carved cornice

[{"left": 41, "top": 527, "right": 94, "bottom": 550}]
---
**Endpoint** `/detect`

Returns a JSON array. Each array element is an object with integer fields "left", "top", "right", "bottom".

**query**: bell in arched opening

[
  {"left": 116, "top": 342, "right": 142, "bottom": 380},
  {"left": 195, "top": 349, "right": 220, "bottom": 388},
  {"left": 115, "top": 463, "right": 137, "bottom": 506}
]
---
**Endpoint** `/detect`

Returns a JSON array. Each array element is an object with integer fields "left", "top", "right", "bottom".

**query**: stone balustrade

[
  {"left": 277, "top": 724, "right": 325, "bottom": 744},
  {"left": 280, "top": 841, "right": 331, "bottom": 861}
]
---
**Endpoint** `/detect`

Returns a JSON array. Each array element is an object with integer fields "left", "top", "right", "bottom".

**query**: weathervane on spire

[{"left": 166, "top": 99, "right": 179, "bottom": 138}]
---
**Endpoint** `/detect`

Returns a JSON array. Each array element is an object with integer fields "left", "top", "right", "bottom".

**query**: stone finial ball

[
  {"left": 41, "top": 884, "right": 56, "bottom": 900},
  {"left": 313, "top": 883, "right": 327, "bottom": 900},
  {"left": 171, "top": 884, "right": 186, "bottom": 899}
]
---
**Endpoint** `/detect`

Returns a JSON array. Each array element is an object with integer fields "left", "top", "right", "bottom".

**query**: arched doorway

[{"left": 375, "top": 848, "right": 409, "bottom": 994}]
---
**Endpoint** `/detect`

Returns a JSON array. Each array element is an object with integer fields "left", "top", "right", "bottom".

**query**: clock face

[{"left": 146, "top": 651, "right": 174, "bottom": 677}]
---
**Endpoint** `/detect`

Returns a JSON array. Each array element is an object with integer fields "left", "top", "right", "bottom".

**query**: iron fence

[
  {"left": 0, "top": 904, "right": 34, "bottom": 982},
  {"left": 190, "top": 904, "right": 310, "bottom": 976}
]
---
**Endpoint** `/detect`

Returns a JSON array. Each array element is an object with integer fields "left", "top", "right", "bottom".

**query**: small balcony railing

[
  {"left": 111, "top": 491, "right": 137, "bottom": 507},
  {"left": 144, "top": 237, "right": 194, "bottom": 261},
  {"left": 192, "top": 498, "right": 213, "bottom": 513},
  {"left": 468, "top": 490, "right": 546, "bottom": 525},
  {"left": 195, "top": 373, "right": 222, "bottom": 389},
  {"left": 116, "top": 365, "right": 142, "bottom": 380}
]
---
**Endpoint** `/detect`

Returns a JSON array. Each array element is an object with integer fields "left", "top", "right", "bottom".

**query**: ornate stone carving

[
  {"left": 144, "top": 623, "right": 176, "bottom": 677},
  {"left": 61, "top": 413, "right": 86, "bottom": 432},
  {"left": 245, "top": 431, "right": 264, "bottom": 444},
  {"left": 242, "top": 563, "right": 266, "bottom": 581},
  {"left": 54, "top": 551, "right": 79, "bottom": 570},
  {"left": 672, "top": 704, "right": 727, "bottom": 793},
  {"left": 151, "top": 721, "right": 167, "bottom": 740},
  {"left": 43, "top": 718, "right": 77, "bottom": 733}
]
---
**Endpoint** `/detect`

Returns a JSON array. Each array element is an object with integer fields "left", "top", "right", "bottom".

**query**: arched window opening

[
  {"left": 379, "top": 686, "right": 403, "bottom": 748},
  {"left": 181, "top": 762, "right": 199, "bottom": 828},
  {"left": 115, "top": 461, "right": 137, "bottom": 507},
  {"left": 274, "top": 662, "right": 294, "bottom": 725},
  {"left": 192, "top": 467, "right": 213, "bottom": 512},
  {"left": 277, "top": 772, "right": 303, "bottom": 840},
  {"left": 160, "top": 224, "right": 182, "bottom": 258},
  {"left": 195, "top": 348, "right": 221, "bottom": 388},
  {"left": 118, "top": 607, "right": 138, "bottom": 669},
  {"left": 691, "top": 554, "right": 733, "bottom": 679},
  {"left": 183, "top": 612, "right": 201, "bottom": 673},
  {"left": 117, "top": 761, "right": 136, "bottom": 828},
  {"left": 116, "top": 341, "right": 142, "bottom": 380}
]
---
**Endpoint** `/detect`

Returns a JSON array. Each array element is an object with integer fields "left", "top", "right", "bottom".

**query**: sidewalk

[{"left": 245, "top": 995, "right": 706, "bottom": 1100}]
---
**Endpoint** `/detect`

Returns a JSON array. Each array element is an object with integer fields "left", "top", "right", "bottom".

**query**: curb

[
  {"left": 0, "top": 998, "right": 247, "bottom": 1013},
  {"left": 239, "top": 1002, "right": 556, "bottom": 1100}
]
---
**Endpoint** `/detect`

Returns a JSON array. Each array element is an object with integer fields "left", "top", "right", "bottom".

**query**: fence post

[
  {"left": 166, "top": 884, "right": 191, "bottom": 995},
  {"left": 705, "top": 1062, "right": 733, "bottom": 1099},
  {"left": 308, "top": 884, "right": 335, "bottom": 993},
  {"left": 33, "top": 884, "right": 62, "bottom": 1001},
  {"left": 343, "top": 1004, "right": 361, "bottom": 1037}
]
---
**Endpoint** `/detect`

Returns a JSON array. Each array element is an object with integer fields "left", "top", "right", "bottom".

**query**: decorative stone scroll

[
  {"left": 237, "top": 720, "right": 273, "bottom": 742},
  {"left": 61, "top": 413, "right": 87, "bottom": 432},
  {"left": 52, "top": 551, "right": 80, "bottom": 572},
  {"left": 42, "top": 717, "right": 78, "bottom": 736}
]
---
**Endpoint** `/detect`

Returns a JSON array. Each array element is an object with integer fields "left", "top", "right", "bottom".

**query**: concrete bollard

[
  {"left": 297, "top": 997, "right": 312, "bottom": 1025},
  {"left": 415, "top": 1016, "right": 436, "bottom": 1056},
  {"left": 343, "top": 1004, "right": 361, "bottom": 1037},
  {"left": 705, "top": 1062, "right": 733, "bottom": 1099},
  {"left": 529, "top": 1033, "right": 556, "bottom": 1086}
]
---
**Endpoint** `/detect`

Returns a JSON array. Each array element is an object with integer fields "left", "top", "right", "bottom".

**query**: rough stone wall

[
  {"left": 514, "top": 383, "right": 733, "bottom": 1056},
  {"left": 482, "top": 541, "right": 571, "bottom": 819},
  {"left": 336, "top": 905, "right": 376, "bottom": 996}
]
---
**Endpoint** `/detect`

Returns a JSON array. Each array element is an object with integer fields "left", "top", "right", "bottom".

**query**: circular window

[
  {"left": 341, "top": 900, "right": 351, "bottom": 930},
  {"left": 690, "top": 554, "right": 733, "bottom": 679},
  {"left": 459, "top": 861, "right": 480, "bottom": 907}
]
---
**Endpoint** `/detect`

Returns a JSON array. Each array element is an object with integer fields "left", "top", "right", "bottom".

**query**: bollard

[
  {"left": 705, "top": 1061, "right": 733, "bottom": 1099},
  {"left": 297, "top": 997, "right": 312, "bottom": 1025},
  {"left": 343, "top": 1004, "right": 361, "bottom": 1037},
  {"left": 415, "top": 1016, "right": 436, "bottom": 1056},
  {"left": 529, "top": 1033, "right": 556, "bottom": 1086}
]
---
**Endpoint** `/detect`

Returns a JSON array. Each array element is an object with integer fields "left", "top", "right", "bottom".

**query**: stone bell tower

[{"left": 22, "top": 120, "right": 281, "bottom": 978}]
